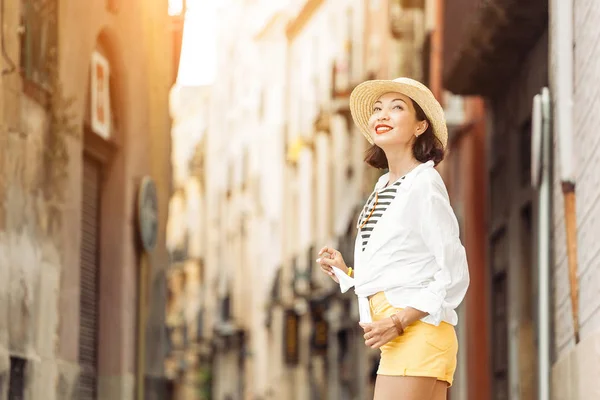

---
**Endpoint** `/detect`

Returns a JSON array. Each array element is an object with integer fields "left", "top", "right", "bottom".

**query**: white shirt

[
  {"left": 333, "top": 160, "right": 470, "bottom": 326},
  {"left": 357, "top": 176, "right": 406, "bottom": 252}
]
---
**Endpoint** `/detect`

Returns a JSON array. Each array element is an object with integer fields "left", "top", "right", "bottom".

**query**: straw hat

[{"left": 349, "top": 77, "right": 448, "bottom": 149}]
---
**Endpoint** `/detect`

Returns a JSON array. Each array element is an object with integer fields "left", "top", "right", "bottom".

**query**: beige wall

[{"left": 0, "top": 0, "right": 177, "bottom": 398}]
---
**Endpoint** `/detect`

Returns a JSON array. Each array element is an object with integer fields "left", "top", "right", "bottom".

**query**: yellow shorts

[{"left": 369, "top": 292, "right": 458, "bottom": 386}]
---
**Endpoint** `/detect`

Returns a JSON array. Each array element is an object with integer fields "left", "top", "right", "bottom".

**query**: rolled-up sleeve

[{"left": 406, "top": 180, "right": 470, "bottom": 325}]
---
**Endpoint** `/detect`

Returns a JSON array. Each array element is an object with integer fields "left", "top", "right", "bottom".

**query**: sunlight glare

[
  {"left": 177, "top": 0, "right": 219, "bottom": 86},
  {"left": 168, "top": 0, "right": 184, "bottom": 16}
]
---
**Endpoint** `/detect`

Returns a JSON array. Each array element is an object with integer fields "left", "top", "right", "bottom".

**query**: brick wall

[
  {"left": 553, "top": 0, "right": 600, "bottom": 356},
  {"left": 572, "top": 0, "right": 600, "bottom": 339},
  {"left": 550, "top": 1, "right": 600, "bottom": 398}
]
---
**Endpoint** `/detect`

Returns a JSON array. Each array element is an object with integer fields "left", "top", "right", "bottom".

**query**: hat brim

[{"left": 349, "top": 79, "right": 448, "bottom": 149}]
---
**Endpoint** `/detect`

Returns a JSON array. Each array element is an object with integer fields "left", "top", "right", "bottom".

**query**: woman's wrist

[
  {"left": 396, "top": 307, "right": 428, "bottom": 328},
  {"left": 341, "top": 264, "right": 351, "bottom": 276},
  {"left": 390, "top": 313, "right": 404, "bottom": 336}
]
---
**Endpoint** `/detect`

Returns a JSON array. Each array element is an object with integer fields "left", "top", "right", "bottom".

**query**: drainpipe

[
  {"left": 429, "top": 0, "right": 444, "bottom": 101},
  {"left": 532, "top": 88, "right": 551, "bottom": 400},
  {"left": 550, "top": 0, "right": 579, "bottom": 345}
]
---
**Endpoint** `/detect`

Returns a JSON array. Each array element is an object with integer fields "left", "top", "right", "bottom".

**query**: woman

[{"left": 317, "top": 77, "right": 469, "bottom": 400}]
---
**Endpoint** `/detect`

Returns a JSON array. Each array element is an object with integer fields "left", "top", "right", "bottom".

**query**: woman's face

[{"left": 367, "top": 92, "right": 428, "bottom": 148}]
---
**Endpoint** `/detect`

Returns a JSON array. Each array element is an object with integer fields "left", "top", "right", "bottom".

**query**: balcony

[{"left": 442, "top": 0, "right": 547, "bottom": 96}]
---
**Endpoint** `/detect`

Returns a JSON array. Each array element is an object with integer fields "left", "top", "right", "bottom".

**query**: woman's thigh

[
  {"left": 431, "top": 380, "right": 448, "bottom": 400},
  {"left": 373, "top": 375, "right": 438, "bottom": 400}
]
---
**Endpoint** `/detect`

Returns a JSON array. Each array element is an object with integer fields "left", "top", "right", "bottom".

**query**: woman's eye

[
  {"left": 393, "top": 105, "right": 402, "bottom": 110},
  {"left": 372, "top": 107, "right": 382, "bottom": 112}
]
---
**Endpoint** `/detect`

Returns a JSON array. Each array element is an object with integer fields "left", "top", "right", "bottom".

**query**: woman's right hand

[{"left": 316, "top": 246, "right": 349, "bottom": 283}]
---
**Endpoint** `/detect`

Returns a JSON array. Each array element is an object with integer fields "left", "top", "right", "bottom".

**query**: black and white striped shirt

[{"left": 358, "top": 177, "right": 405, "bottom": 251}]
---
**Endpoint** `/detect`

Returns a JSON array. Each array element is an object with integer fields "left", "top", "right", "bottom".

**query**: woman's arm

[
  {"left": 404, "top": 179, "right": 470, "bottom": 325},
  {"left": 316, "top": 246, "right": 356, "bottom": 293},
  {"left": 361, "top": 306, "right": 429, "bottom": 349}
]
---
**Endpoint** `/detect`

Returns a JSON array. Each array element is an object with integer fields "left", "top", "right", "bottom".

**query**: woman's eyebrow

[{"left": 374, "top": 99, "right": 408, "bottom": 105}]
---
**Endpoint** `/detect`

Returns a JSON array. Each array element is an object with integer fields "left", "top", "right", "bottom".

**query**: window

[
  {"left": 520, "top": 120, "right": 532, "bottom": 188},
  {"left": 490, "top": 230, "right": 509, "bottom": 400},
  {"left": 220, "top": 295, "right": 231, "bottom": 322},
  {"left": 9, "top": 357, "right": 27, "bottom": 400},
  {"left": 20, "top": 0, "right": 57, "bottom": 89}
]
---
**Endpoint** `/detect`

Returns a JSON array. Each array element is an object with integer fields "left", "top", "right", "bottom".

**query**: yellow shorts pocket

[
  {"left": 423, "top": 323, "right": 457, "bottom": 352},
  {"left": 369, "top": 292, "right": 393, "bottom": 316}
]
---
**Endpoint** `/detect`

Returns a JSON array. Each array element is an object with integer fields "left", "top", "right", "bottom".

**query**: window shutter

[{"left": 78, "top": 157, "right": 101, "bottom": 399}]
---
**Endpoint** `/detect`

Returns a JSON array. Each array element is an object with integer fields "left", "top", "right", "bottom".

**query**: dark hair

[{"left": 364, "top": 99, "right": 445, "bottom": 169}]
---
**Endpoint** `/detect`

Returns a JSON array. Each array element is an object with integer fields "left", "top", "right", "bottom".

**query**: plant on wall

[
  {"left": 1, "top": 0, "right": 79, "bottom": 235},
  {"left": 44, "top": 45, "right": 79, "bottom": 203},
  {"left": 32, "top": 0, "right": 80, "bottom": 234}
]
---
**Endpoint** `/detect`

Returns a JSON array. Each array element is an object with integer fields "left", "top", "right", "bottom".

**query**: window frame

[{"left": 19, "top": 0, "right": 58, "bottom": 103}]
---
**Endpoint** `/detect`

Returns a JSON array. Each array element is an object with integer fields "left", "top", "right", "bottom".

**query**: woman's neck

[{"left": 384, "top": 146, "right": 420, "bottom": 185}]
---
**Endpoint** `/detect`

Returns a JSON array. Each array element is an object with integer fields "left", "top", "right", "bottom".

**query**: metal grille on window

[
  {"left": 78, "top": 157, "right": 101, "bottom": 399},
  {"left": 8, "top": 357, "right": 27, "bottom": 400}
]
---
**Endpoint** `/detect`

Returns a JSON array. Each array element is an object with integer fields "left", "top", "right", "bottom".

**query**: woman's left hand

[{"left": 359, "top": 315, "right": 403, "bottom": 349}]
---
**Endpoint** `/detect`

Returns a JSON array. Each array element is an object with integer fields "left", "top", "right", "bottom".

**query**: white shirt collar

[{"left": 375, "top": 160, "right": 434, "bottom": 190}]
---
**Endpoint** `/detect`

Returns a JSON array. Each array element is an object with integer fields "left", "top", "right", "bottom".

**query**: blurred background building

[
  {"left": 166, "top": 0, "right": 600, "bottom": 400},
  {"left": 166, "top": 0, "right": 460, "bottom": 399}
]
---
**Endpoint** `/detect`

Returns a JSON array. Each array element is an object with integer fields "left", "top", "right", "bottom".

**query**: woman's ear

[{"left": 416, "top": 120, "right": 429, "bottom": 137}]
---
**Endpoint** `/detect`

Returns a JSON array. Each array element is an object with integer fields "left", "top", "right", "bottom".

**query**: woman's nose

[{"left": 378, "top": 111, "right": 390, "bottom": 121}]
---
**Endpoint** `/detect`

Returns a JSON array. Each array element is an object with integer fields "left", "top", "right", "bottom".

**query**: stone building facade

[
  {"left": 0, "top": 0, "right": 182, "bottom": 398},
  {"left": 164, "top": 84, "right": 211, "bottom": 399}
]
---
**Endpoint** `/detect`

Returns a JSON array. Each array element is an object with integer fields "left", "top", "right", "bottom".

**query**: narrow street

[{"left": 1, "top": 0, "right": 599, "bottom": 399}]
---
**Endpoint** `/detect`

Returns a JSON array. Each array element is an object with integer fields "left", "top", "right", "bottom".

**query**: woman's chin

[{"left": 373, "top": 134, "right": 401, "bottom": 147}]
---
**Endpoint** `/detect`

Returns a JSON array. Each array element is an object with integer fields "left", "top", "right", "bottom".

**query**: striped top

[{"left": 357, "top": 176, "right": 406, "bottom": 251}]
